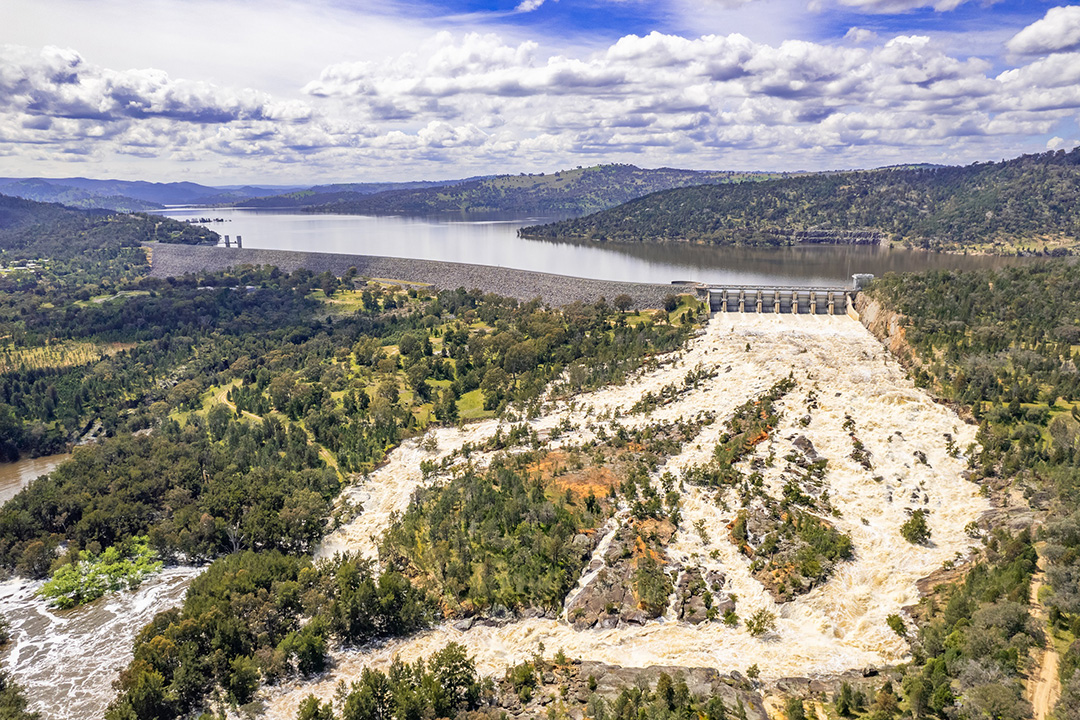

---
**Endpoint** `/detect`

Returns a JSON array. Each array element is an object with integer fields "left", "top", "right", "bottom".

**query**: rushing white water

[
  {"left": 262, "top": 313, "right": 989, "bottom": 718},
  {"left": 0, "top": 566, "right": 200, "bottom": 719}
]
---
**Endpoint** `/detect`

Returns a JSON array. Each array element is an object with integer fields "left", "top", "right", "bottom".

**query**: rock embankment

[
  {"left": 854, "top": 293, "right": 913, "bottom": 361},
  {"left": 496, "top": 659, "right": 769, "bottom": 720},
  {"left": 147, "top": 243, "right": 687, "bottom": 308}
]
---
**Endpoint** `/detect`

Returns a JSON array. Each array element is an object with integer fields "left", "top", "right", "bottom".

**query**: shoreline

[{"left": 146, "top": 243, "right": 692, "bottom": 307}]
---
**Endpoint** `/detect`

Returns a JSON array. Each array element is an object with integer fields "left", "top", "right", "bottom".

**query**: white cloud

[
  {"left": 844, "top": 27, "right": 879, "bottom": 45},
  {"left": 515, "top": 0, "right": 547, "bottom": 11},
  {"left": 4, "top": 19, "right": 1080, "bottom": 182},
  {"left": 1007, "top": 6, "right": 1080, "bottom": 56},
  {"left": 832, "top": 0, "right": 979, "bottom": 12}
]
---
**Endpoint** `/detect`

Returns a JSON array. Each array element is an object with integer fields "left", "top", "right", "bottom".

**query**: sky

[{"left": 1, "top": 0, "right": 1079, "bottom": 184}]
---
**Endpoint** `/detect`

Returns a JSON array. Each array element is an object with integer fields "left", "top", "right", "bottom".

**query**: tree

[
  {"left": 745, "top": 608, "right": 776, "bottom": 637},
  {"left": 435, "top": 388, "right": 459, "bottom": 424},
  {"left": 296, "top": 695, "right": 334, "bottom": 720},
  {"left": 664, "top": 294, "right": 680, "bottom": 313},
  {"left": 504, "top": 341, "right": 537, "bottom": 377},
  {"left": 901, "top": 510, "right": 931, "bottom": 545},
  {"left": 427, "top": 643, "right": 479, "bottom": 716},
  {"left": 835, "top": 682, "right": 855, "bottom": 716},
  {"left": 784, "top": 697, "right": 806, "bottom": 720},
  {"left": 480, "top": 367, "right": 509, "bottom": 410},
  {"left": 614, "top": 294, "right": 633, "bottom": 313}
]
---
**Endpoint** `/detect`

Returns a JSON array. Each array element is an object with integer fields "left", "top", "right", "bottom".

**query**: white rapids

[
  {"left": 263, "top": 313, "right": 989, "bottom": 718},
  {"left": 0, "top": 566, "right": 200, "bottom": 720}
]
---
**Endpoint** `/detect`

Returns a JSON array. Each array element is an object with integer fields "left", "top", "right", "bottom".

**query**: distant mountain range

[
  {"left": 0, "top": 165, "right": 792, "bottom": 219},
  {"left": 286, "top": 165, "right": 788, "bottom": 216},
  {"left": 0, "top": 177, "right": 307, "bottom": 212},
  {"left": 520, "top": 150, "right": 1080, "bottom": 253}
]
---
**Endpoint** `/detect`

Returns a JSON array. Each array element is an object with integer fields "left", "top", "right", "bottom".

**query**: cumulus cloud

[
  {"left": 0, "top": 45, "right": 309, "bottom": 124},
  {"left": 515, "top": 0, "right": 547, "bottom": 11},
  {"left": 844, "top": 27, "right": 879, "bottom": 45},
  {"left": 5, "top": 21, "right": 1080, "bottom": 180},
  {"left": 1007, "top": 6, "right": 1080, "bottom": 56}
]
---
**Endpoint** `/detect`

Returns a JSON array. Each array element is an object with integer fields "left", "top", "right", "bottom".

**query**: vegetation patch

[
  {"left": 731, "top": 501, "right": 853, "bottom": 602},
  {"left": 39, "top": 536, "right": 162, "bottom": 609},
  {"left": 522, "top": 149, "right": 1080, "bottom": 255},
  {"left": 107, "top": 551, "right": 432, "bottom": 719}
]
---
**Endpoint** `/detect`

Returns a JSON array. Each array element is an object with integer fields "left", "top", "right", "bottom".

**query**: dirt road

[{"left": 1027, "top": 558, "right": 1061, "bottom": 720}]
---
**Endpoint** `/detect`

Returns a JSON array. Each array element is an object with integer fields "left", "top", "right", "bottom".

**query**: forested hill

[
  {"left": 294, "top": 165, "right": 781, "bottom": 216},
  {"left": 520, "top": 149, "right": 1080, "bottom": 253},
  {"left": 232, "top": 178, "right": 475, "bottom": 209},
  {"left": 0, "top": 194, "right": 218, "bottom": 261}
]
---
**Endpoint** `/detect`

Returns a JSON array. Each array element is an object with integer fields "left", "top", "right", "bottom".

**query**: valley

[{"left": 264, "top": 313, "right": 988, "bottom": 716}]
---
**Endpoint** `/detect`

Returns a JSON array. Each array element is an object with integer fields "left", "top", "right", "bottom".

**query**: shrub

[
  {"left": 901, "top": 510, "right": 932, "bottom": 545},
  {"left": 745, "top": 608, "right": 777, "bottom": 637}
]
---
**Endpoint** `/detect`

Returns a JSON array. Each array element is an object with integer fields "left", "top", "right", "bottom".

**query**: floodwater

[
  {"left": 265, "top": 313, "right": 988, "bottom": 718},
  {"left": 160, "top": 208, "right": 1026, "bottom": 287},
  {"left": 0, "top": 455, "right": 200, "bottom": 719},
  {"left": 0, "top": 454, "right": 68, "bottom": 506},
  {"left": 0, "top": 567, "right": 200, "bottom": 720}
]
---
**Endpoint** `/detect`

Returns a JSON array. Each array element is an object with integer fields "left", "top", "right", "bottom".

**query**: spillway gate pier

[{"left": 695, "top": 274, "right": 874, "bottom": 318}]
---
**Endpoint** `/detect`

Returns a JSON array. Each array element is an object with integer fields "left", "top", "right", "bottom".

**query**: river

[
  {"left": 0, "top": 208, "right": 1012, "bottom": 717},
  {"left": 0, "top": 454, "right": 68, "bottom": 506},
  {"left": 265, "top": 313, "right": 988, "bottom": 717},
  {"left": 0, "top": 455, "right": 202, "bottom": 720},
  {"left": 160, "top": 208, "right": 1025, "bottom": 287}
]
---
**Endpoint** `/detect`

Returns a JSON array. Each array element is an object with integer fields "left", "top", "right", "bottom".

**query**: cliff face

[{"left": 855, "top": 292, "right": 914, "bottom": 362}]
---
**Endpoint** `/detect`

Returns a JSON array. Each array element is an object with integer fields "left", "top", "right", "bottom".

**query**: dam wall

[{"left": 706, "top": 286, "right": 856, "bottom": 315}]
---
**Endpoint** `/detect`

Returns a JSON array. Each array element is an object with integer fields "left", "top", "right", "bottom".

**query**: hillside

[
  {"left": 232, "top": 178, "right": 474, "bottom": 208},
  {"left": 300, "top": 165, "right": 783, "bottom": 216},
  {"left": 0, "top": 194, "right": 217, "bottom": 261},
  {"left": 520, "top": 149, "right": 1080, "bottom": 253},
  {"left": 0, "top": 177, "right": 304, "bottom": 210},
  {"left": 0, "top": 179, "right": 163, "bottom": 212}
]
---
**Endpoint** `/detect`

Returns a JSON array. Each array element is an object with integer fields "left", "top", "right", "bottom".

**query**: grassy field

[{"left": 0, "top": 340, "right": 134, "bottom": 374}]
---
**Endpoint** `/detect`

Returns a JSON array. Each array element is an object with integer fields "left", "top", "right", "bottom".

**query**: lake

[{"left": 160, "top": 208, "right": 1027, "bottom": 287}]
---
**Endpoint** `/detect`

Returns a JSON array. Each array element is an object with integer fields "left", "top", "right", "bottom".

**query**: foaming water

[
  {"left": 0, "top": 566, "right": 201, "bottom": 719},
  {"left": 267, "top": 314, "right": 987, "bottom": 718}
]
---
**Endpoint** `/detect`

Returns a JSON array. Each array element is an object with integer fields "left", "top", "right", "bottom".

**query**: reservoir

[{"left": 160, "top": 208, "right": 1026, "bottom": 287}]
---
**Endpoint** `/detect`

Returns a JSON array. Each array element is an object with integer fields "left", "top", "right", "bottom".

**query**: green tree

[{"left": 901, "top": 510, "right": 931, "bottom": 545}]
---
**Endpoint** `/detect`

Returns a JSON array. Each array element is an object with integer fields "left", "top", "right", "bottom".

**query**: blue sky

[{"left": 1, "top": 0, "right": 1079, "bottom": 182}]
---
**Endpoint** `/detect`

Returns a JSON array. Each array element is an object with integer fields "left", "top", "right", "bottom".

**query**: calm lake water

[{"left": 161, "top": 208, "right": 1027, "bottom": 287}]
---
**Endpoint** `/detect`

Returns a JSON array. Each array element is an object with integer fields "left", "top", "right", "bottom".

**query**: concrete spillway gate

[{"left": 699, "top": 274, "right": 873, "bottom": 317}]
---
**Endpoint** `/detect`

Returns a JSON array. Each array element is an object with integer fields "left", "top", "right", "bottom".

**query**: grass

[
  {"left": 73, "top": 290, "right": 150, "bottom": 307},
  {"left": 0, "top": 340, "right": 134, "bottom": 374},
  {"left": 458, "top": 389, "right": 493, "bottom": 421}
]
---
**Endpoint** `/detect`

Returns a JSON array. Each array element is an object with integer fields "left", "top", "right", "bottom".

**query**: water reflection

[{"left": 160, "top": 208, "right": 1028, "bottom": 287}]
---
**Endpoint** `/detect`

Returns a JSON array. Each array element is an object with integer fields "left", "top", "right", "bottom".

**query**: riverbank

[{"left": 146, "top": 244, "right": 686, "bottom": 308}]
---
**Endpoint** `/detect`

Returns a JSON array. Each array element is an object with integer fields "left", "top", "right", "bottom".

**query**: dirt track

[{"left": 1028, "top": 558, "right": 1061, "bottom": 720}]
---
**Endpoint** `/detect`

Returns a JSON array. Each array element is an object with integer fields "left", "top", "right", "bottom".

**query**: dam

[{"left": 701, "top": 274, "right": 873, "bottom": 315}]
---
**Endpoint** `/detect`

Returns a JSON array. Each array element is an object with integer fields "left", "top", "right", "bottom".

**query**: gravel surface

[{"left": 147, "top": 243, "right": 694, "bottom": 308}]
